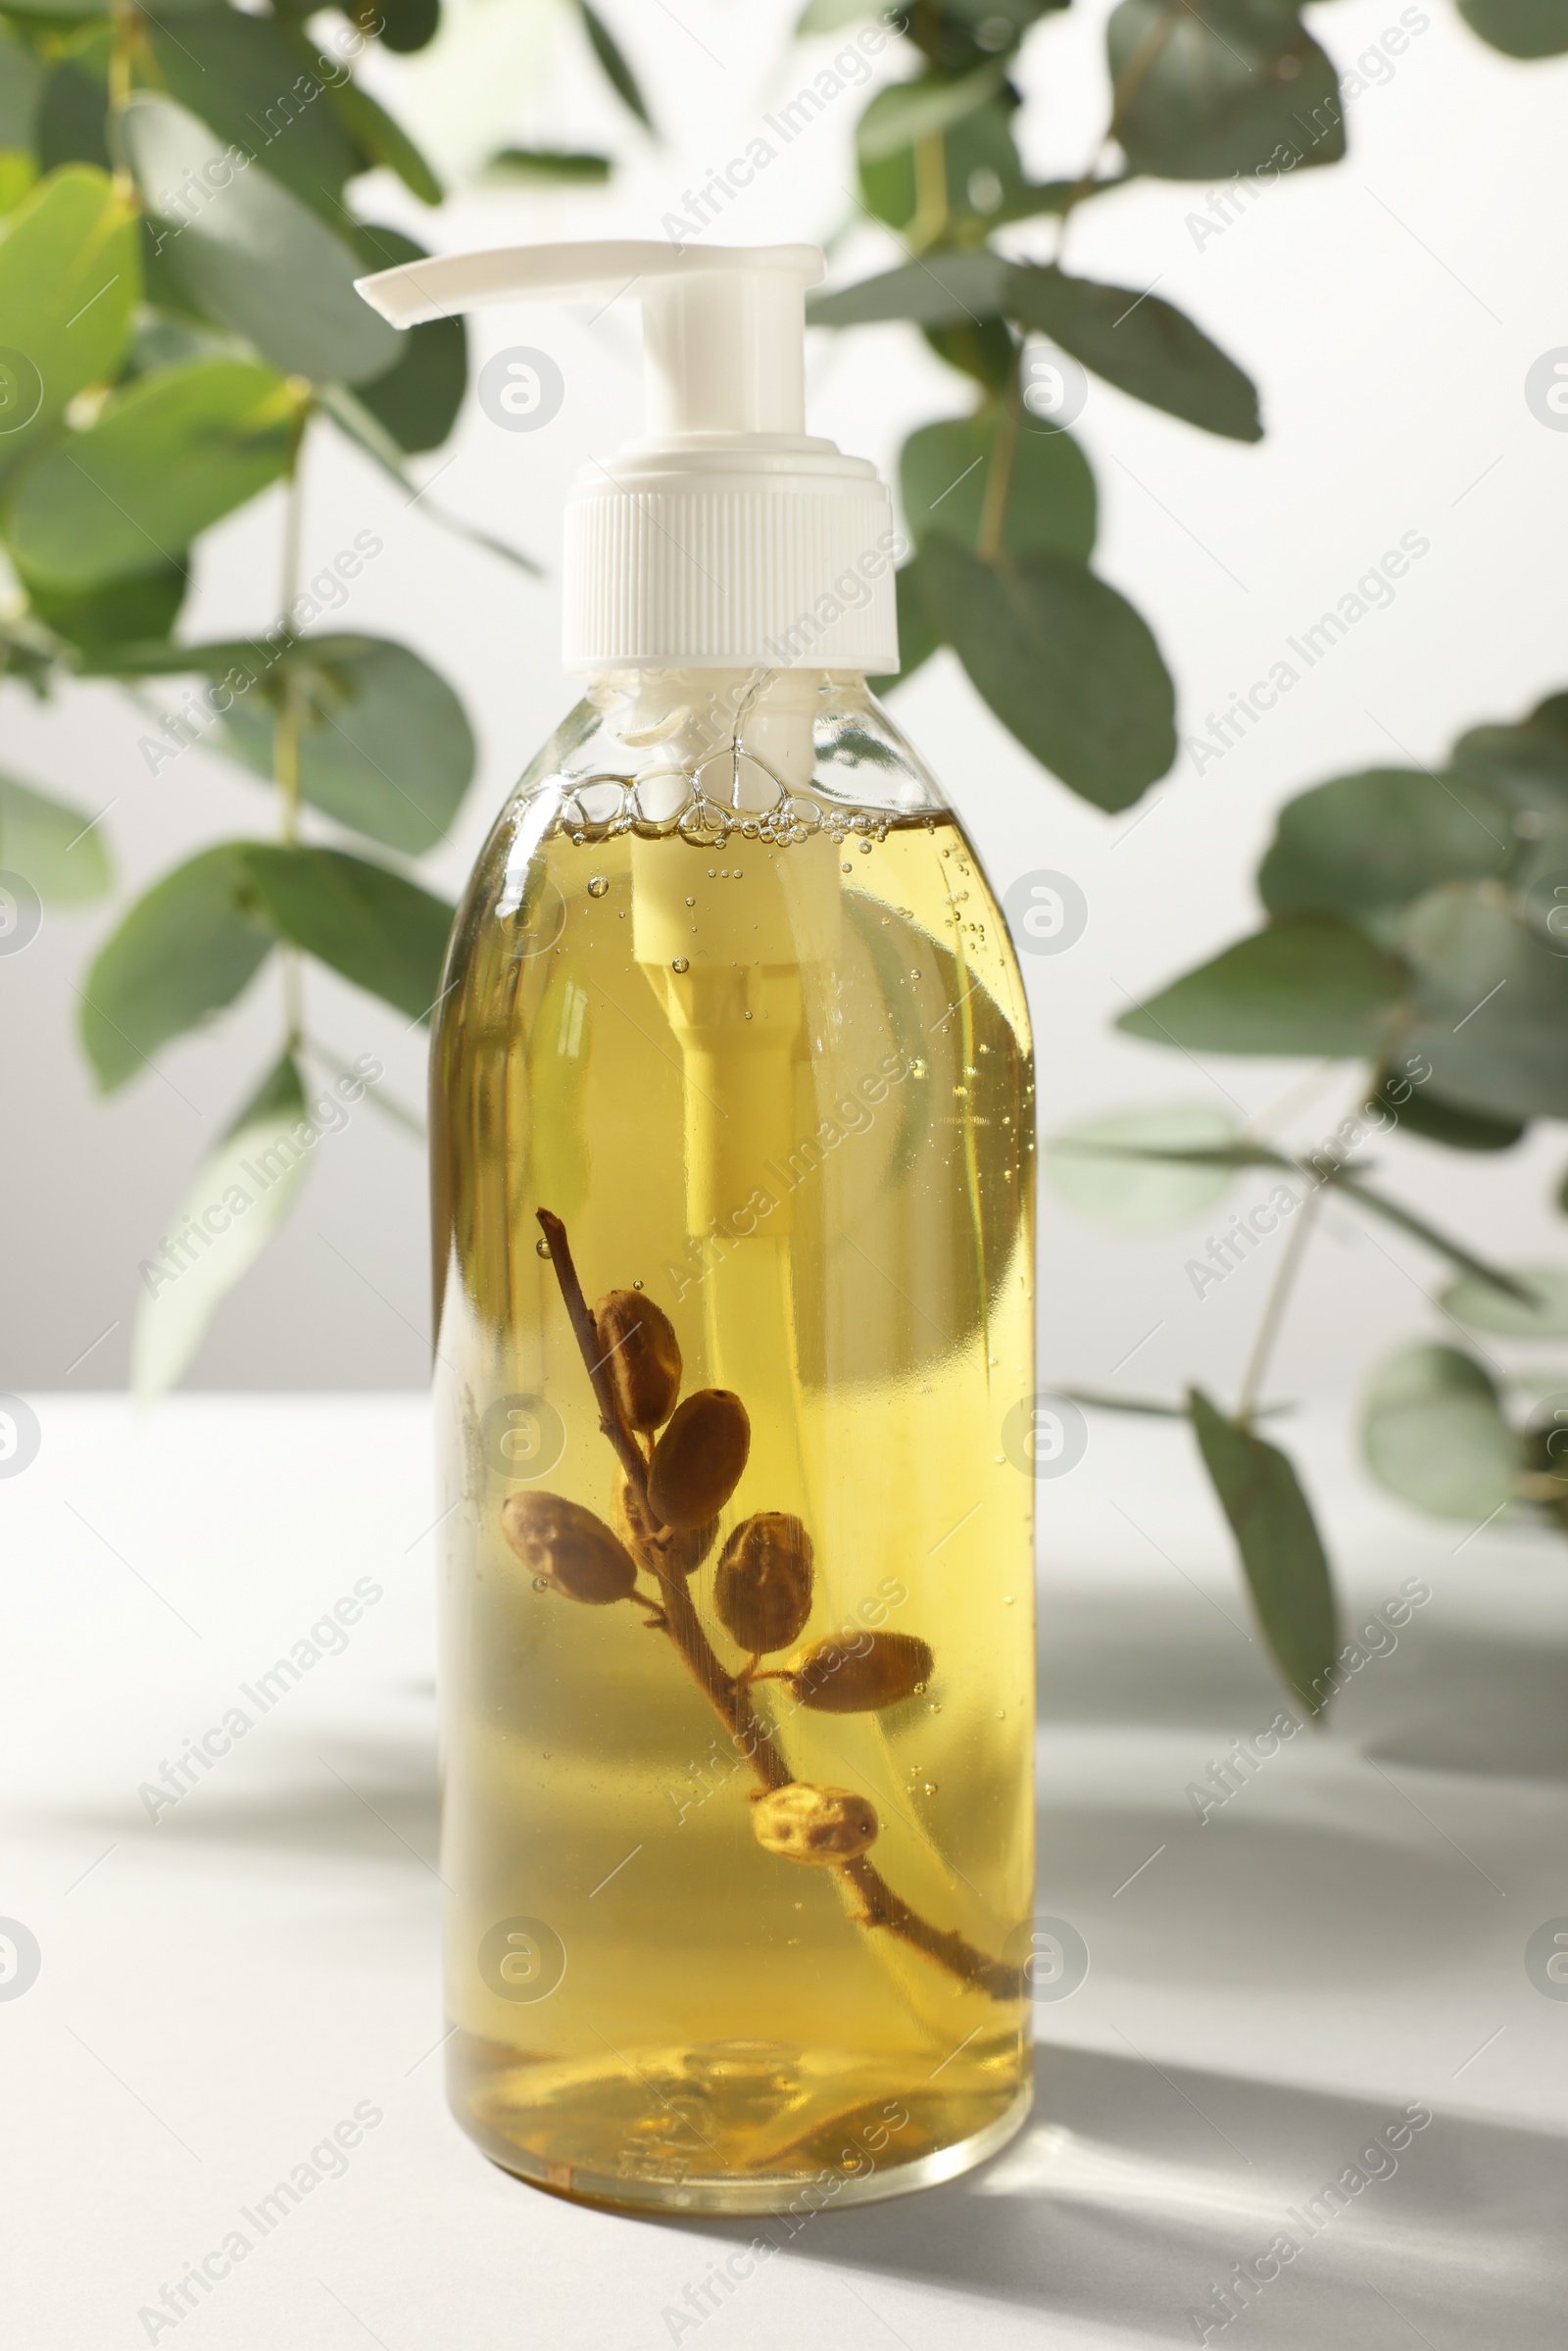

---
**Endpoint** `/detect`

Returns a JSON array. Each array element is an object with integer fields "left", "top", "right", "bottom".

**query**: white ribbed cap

[{"left": 356, "top": 240, "right": 899, "bottom": 675}]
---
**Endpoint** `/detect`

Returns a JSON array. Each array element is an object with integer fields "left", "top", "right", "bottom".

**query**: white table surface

[{"left": 3, "top": 1395, "right": 1564, "bottom": 2350}]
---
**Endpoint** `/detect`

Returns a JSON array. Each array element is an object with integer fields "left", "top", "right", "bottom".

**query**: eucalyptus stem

[
  {"left": 1235, "top": 1185, "right": 1321, "bottom": 1431},
  {"left": 976, "top": 363, "right": 1022, "bottom": 562},
  {"left": 907, "top": 130, "right": 950, "bottom": 254},
  {"left": 535, "top": 1206, "right": 1023, "bottom": 2002}
]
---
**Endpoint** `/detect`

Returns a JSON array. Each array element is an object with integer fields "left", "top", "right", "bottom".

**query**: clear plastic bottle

[{"left": 429, "top": 666, "right": 1035, "bottom": 2211}]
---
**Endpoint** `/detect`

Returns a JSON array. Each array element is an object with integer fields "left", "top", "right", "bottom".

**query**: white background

[{"left": 5, "top": 0, "right": 1567, "bottom": 1407}]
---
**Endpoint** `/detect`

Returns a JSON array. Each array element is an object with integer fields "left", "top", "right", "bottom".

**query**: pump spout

[{"left": 356, "top": 240, "right": 821, "bottom": 441}]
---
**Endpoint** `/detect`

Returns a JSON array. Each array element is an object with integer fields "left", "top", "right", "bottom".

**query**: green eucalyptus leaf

[
  {"left": 218, "top": 635, "right": 476, "bottom": 854},
  {"left": 130, "top": 1051, "right": 313, "bottom": 1399},
  {"left": 1259, "top": 768, "right": 1511, "bottom": 928},
  {"left": 991, "top": 175, "right": 1116, "bottom": 225},
  {"left": 922, "top": 313, "right": 1016, "bottom": 394},
  {"left": 809, "top": 250, "right": 1007, "bottom": 329},
  {"left": 79, "top": 842, "right": 274, "bottom": 1089},
  {"left": 1108, "top": 0, "right": 1344, "bottom": 180},
  {"left": 1365, "top": 1071, "right": 1524, "bottom": 1153},
  {"left": 36, "top": 58, "right": 111, "bottom": 172},
  {"left": 0, "top": 0, "right": 107, "bottom": 17},
  {"left": 869, "top": 560, "right": 940, "bottom": 695},
  {"left": 24, "top": 554, "right": 191, "bottom": 652},
  {"left": 1400, "top": 881, "right": 1568, "bottom": 1121},
  {"left": 374, "top": 0, "right": 440, "bottom": 53},
  {"left": 1457, "top": 0, "right": 1568, "bottom": 53},
  {"left": 0, "top": 769, "right": 111, "bottom": 901},
  {"left": 1002, "top": 264, "right": 1261, "bottom": 441},
  {"left": 0, "top": 31, "right": 44, "bottom": 150},
  {"left": 8, "top": 358, "right": 299, "bottom": 591},
  {"left": 1118, "top": 917, "right": 1408, "bottom": 1056},
  {"left": 920, "top": 532, "right": 1175, "bottom": 809},
  {"left": 901, "top": 408, "right": 1095, "bottom": 560},
  {"left": 0, "top": 165, "right": 139, "bottom": 478},
  {"left": 122, "top": 94, "right": 401, "bottom": 386},
  {"left": 349, "top": 226, "right": 465, "bottom": 454},
  {"left": 579, "top": 0, "right": 654, "bottom": 129},
  {"left": 1452, "top": 693, "right": 1568, "bottom": 823},
  {"left": 242, "top": 843, "right": 454, "bottom": 1021},
  {"left": 330, "top": 80, "right": 443, "bottom": 205},
  {"left": 1046, "top": 1103, "right": 1240, "bottom": 1229},
  {"left": 484, "top": 148, "right": 612, "bottom": 183},
  {"left": 1360, "top": 1344, "right": 1517, "bottom": 1522},
  {"left": 1189, "top": 1389, "right": 1339, "bottom": 1717},
  {"left": 123, "top": 313, "right": 240, "bottom": 377},
  {"left": 1440, "top": 1263, "right": 1568, "bottom": 1337},
  {"left": 147, "top": 15, "right": 358, "bottom": 222},
  {"left": 857, "top": 60, "right": 1006, "bottom": 163},
  {"left": 0, "top": 159, "right": 39, "bottom": 218}
]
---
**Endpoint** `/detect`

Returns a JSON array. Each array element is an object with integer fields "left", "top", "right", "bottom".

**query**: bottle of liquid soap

[{"left": 359, "top": 241, "right": 1037, "bottom": 2213}]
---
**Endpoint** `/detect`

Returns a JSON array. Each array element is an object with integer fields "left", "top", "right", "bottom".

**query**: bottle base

[{"left": 452, "top": 2067, "right": 1032, "bottom": 2217}]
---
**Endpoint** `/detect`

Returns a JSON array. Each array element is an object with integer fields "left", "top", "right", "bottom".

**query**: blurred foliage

[
  {"left": 0, "top": 0, "right": 643, "bottom": 1390},
  {"left": 807, "top": 0, "right": 1565, "bottom": 1703}
]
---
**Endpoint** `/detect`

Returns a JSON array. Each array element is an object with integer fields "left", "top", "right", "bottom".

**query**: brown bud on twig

[
  {"left": 750, "top": 1783, "right": 878, "bottom": 1865},
  {"left": 593, "top": 1289, "right": 682, "bottom": 1433},
  {"left": 648, "top": 1388, "right": 750, "bottom": 1530},
  {"left": 501, "top": 1492, "right": 639, "bottom": 1605},
  {"left": 788, "top": 1631, "right": 934, "bottom": 1713},
  {"left": 714, "top": 1513, "right": 813, "bottom": 1654},
  {"left": 612, "top": 1471, "right": 717, "bottom": 1579}
]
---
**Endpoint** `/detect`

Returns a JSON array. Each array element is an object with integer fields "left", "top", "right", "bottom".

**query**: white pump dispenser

[{"left": 355, "top": 240, "right": 899, "bottom": 674}]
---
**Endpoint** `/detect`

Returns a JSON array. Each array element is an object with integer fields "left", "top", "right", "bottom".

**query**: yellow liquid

[{"left": 431, "top": 784, "right": 1036, "bottom": 2212}]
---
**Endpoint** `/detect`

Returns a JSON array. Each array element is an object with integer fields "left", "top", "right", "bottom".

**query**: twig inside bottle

[{"left": 534, "top": 1204, "right": 1023, "bottom": 2001}]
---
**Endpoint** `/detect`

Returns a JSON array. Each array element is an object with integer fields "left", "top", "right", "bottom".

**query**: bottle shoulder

[{"left": 501, "top": 669, "right": 950, "bottom": 852}]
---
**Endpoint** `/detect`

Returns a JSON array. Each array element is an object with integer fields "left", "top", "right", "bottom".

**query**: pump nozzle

[
  {"left": 355, "top": 238, "right": 898, "bottom": 673},
  {"left": 359, "top": 241, "right": 824, "bottom": 442}
]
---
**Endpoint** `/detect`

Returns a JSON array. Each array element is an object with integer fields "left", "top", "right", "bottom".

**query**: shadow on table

[
  {"left": 70, "top": 1722, "right": 442, "bottom": 1869},
  {"left": 674, "top": 2043, "right": 1566, "bottom": 2349},
  {"left": 1043, "top": 1580, "right": 1568, "bottom": 1784}
]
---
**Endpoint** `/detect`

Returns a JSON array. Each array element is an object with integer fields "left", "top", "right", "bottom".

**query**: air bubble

[
  {"left": 671, "top": 956, "right": 690, "bottom": 973},
  {"left": 532, "top": 1577, "right": 549, "bottom": 1592},
  {"left": 685, "top": 896, "right": 696, "bottom": 906},
  {"left": 858, "top": 839, "right": 872, "bottom": 855},
  {"left": 535, "top": 1238, "right": 551, "bottom": 1258},
  {"left": 842, "top": 861, "right": 853, "bottom": 874},
  {"left": 587, "top": 876, "right": 609, "bottom": 898},
  {"left": 632, "top": 1279, "right": 644, "bottom": 1291}
]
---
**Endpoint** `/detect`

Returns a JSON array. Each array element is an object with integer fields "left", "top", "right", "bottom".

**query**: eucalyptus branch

[{"left": 1052, "top": 1139, "right": 1535, "bottom": 1303}]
